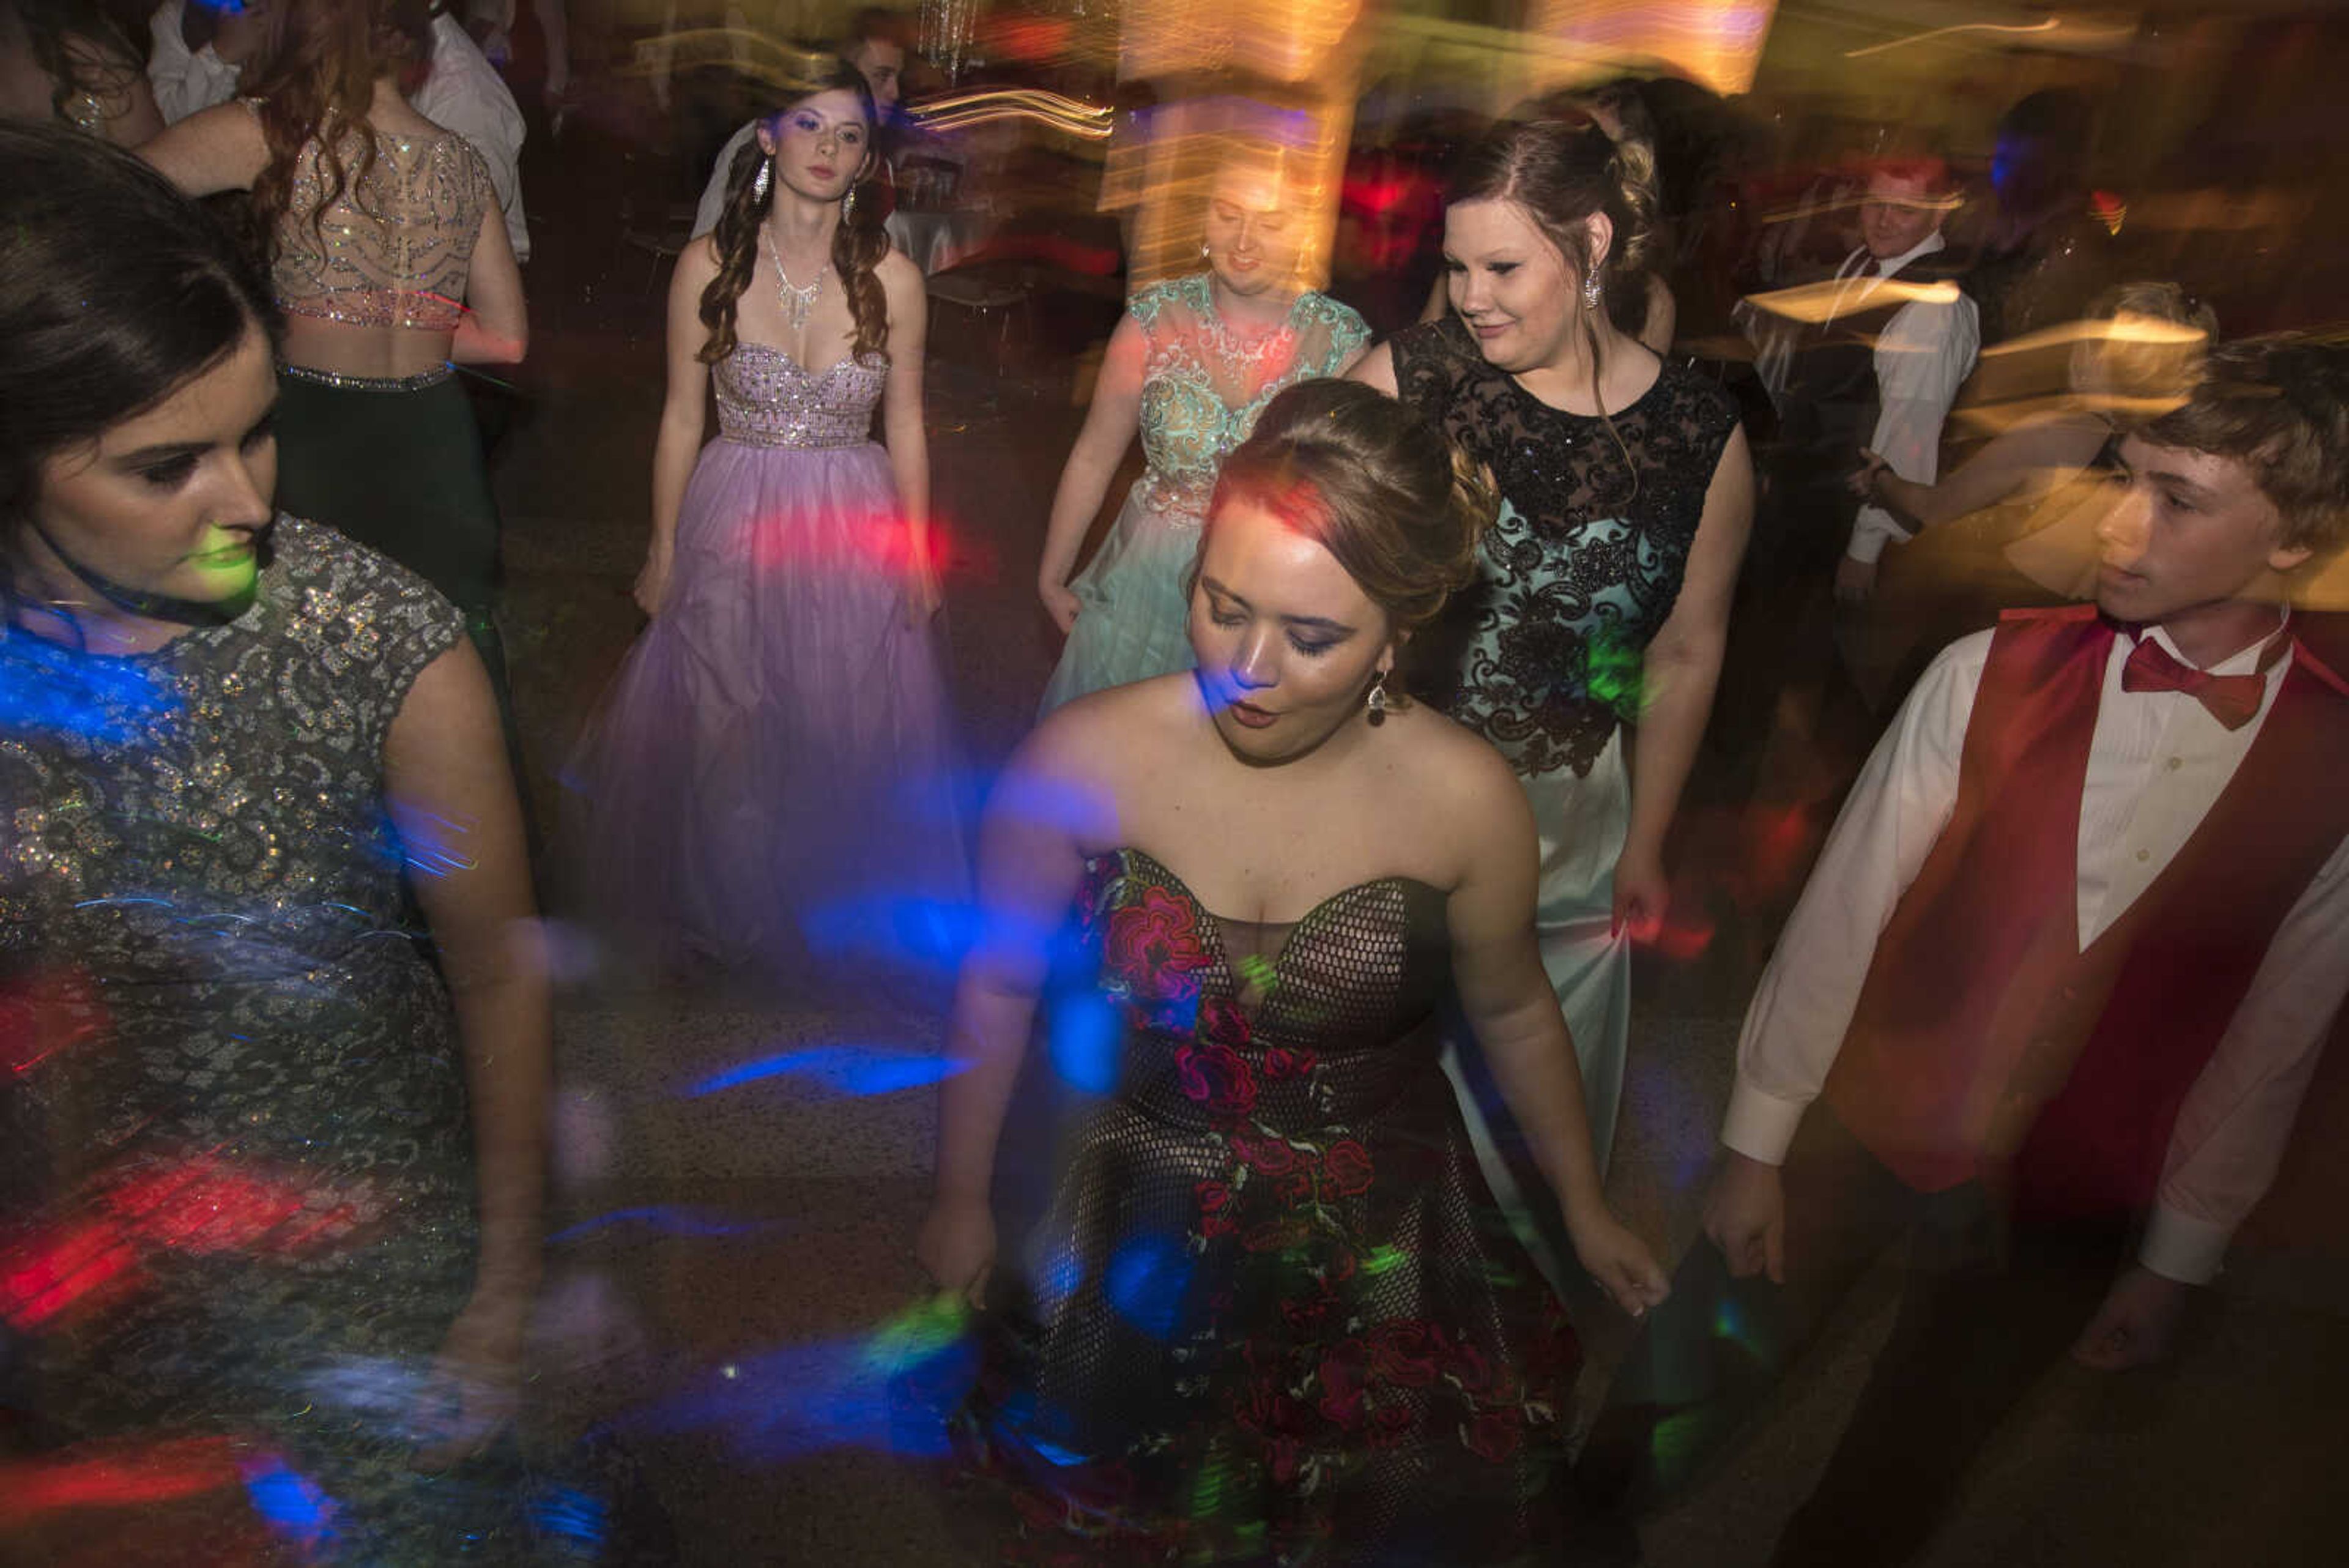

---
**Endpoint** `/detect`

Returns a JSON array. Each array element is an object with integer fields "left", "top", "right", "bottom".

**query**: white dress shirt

[
  {"left": 1724, "top": 616, "right": 2348, "bottom": 1285},
  {"left": 1832, "top": 232, "right": 1980, "bottom": 564},
  {"left": 146, "top": 4, "right": 529, "bottom": 261}
]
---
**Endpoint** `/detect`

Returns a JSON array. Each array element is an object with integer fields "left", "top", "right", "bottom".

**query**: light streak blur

[
  {"left": 681, "top": 1044, "right": 963, "bottom": 1100},
  {"left": 914, "top": 89, "right": 1115, "bottom": 140}
]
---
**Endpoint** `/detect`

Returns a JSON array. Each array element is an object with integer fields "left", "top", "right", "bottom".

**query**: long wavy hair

[
  {"left": 699, "top": 64, "right": 891, "bottom": 366},
  {"left": 243, "top": 0, "right": 434, "bottom": 266}
]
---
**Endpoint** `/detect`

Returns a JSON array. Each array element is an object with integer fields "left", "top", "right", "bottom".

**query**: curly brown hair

[
  {"left": 243, "top": 0, "right": 434, "bottom": 268},
  {"left": 699, "top": 64, "right": 891, "bottom": 366}
]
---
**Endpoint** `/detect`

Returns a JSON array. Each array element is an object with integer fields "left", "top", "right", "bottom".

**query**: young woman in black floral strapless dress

[{"left": 917, "top": 380, "right": 1669, "bottom": 1565}]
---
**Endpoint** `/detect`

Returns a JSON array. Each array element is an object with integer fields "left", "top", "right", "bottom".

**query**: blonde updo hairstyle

[{"left": 1200, "top": 379, "right": 1496, "bottom": 650}]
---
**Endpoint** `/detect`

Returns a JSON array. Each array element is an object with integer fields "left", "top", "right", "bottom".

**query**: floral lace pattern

[
  {"left": 956, "top": 849, "right": 1583, "bottom": 1564},
  {"left": 1393, "top": 317, "right": 1740, "bottom": 778},
  {"left": 1130, "top": 274, "right": 1370, "bottom": 521}
]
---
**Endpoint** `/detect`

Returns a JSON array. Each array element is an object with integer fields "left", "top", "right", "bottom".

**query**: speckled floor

[{"left": 489, "top": 130, "right": 2349, "bottom": 1568}]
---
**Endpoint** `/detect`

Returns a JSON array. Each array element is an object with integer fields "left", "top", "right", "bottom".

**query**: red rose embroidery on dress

[
  {"left": 1367, "top": 1320, "right": 1445, "bottom": 1388},
  {"left": 1318, "top": 1339, "right": 1368, "bottom": 1428},
  {"left": 1463, "top": 1408, "right": 1523, "bottom": 1463},
  {"left": 1197, "top": 994, "right": 1252, "bottom": 1046},
  {"left": 1322, "top": 1139, "right": 1373, "bottom": 1197},
  {"left": 1229, "top": 1130, "right": 1297, "bottom": 1176},
  {"left": 1260, "top": 1045, "right": 1316, "bottom": 1080},
  {"left": 1106, "top": 886, "right": 1212, "bottom": 990},
  {"left": 1366, "top": 1402, "right": 1417, "bottom": 1450},
  {"left": 1173, "top": 1040, "right": 1258, "bottom": 1115}
]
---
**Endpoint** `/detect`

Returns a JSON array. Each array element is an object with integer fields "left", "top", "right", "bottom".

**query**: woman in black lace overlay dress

[
  {"left": 1356, "top": 120, "right": 1751, "bottom": 1209},
  {"left": 918, "top": 381, "right": 1668, "bottom": 1565},
  {"left": 0, "top": 126, "right": 546, "bottom": 1562}
]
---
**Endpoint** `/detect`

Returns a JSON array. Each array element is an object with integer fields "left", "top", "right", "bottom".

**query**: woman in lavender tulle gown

[{"left": 566, "top": 65, "right": 966, "bottom": 984}]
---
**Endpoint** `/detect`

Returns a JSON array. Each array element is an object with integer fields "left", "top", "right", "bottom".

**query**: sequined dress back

[
  {"left": 564, "top": 343, "right": 968, "bottom": 981},
  {"left": 0, "top": 519, "right": 511, "bottom": 1558},
  {"left": 959, "top": 849, "right": 1583, "bottom": 1564},
  {"left": 265, "top": 114, "right": 497, "bottom": 333},
  {"left": 1039, "top": 276, "right": 1370, "bottom": 712}
]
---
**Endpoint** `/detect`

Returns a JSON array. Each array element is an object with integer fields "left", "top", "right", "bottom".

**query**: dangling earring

[
  {"left": 752, "top": 157, "right": 771, "bottom": 203},
  {"left": 1581, "top": 267, "right": 1603, "bottom": 312},
  {"left": 842, "top": 185, "right": 858, "bottom": 222},
  {"left": 1365, "top": 670, "right": 1392, "bottom": 727}
]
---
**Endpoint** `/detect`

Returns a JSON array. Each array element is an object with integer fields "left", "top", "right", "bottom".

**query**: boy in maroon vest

[{"left": 1579, "top": 336, "right": 2349, "bottom": 1564}]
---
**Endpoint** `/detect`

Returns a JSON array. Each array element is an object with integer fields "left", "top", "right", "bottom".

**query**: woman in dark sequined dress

[
  {"left": 918, "top": 380, "right": 1668, "bottom": 1565},
  {"left": 0, "top": 124, "right": 546, "bottom": 1564}
]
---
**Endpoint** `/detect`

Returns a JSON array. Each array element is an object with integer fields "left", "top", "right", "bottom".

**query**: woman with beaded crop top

[
  {"left": 1356, "top": 119, "right": 1751, "bottom": 1272},
  {"left": 563, "top": 65, "right": 967, "bottom": 987},
  {"left": 1036, "top": 143, "right": 1368, "bottom": 715},
  {"left": 141, "top": 0, "right": 527, "bottom": 692}
]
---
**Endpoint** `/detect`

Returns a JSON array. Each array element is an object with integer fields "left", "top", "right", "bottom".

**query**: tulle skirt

[
  {"left": 1038, "top": 485, "right": 1202, "bottom": 716},
  {"left": 564, "top": 438, "right": 968, "bottom": 987}
]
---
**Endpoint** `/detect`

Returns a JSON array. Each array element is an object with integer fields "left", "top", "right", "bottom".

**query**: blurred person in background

[
  {"left": 689, "top": 6, "right": 907, "bottom": 240},
  {"left": 565, "top": 64, "right": 965, "bottom": 988},
  {"left": 1847, "top": 281, "right": 2216, "bottom": 711},
  {"left": 1356, "top": 117, "right": 1751, "bottom": 1250},
  {"left": 146, "top": 0, "right": 531, "bottom": 264},
  {"left": 1579, "top": 333, "right": 2349, "bottom": 1568},
  {"left": 922, "top": 379, "right": 1667, "bottom": 1563},
  {"left": 140, "top": 0, "right": 529, "bottom": 738},
  {"left": 0, "top": 0, "right": 161, "bottom": 141},
  {"left": 0, "top": 121, "right": 546, "bottom": 1558},
  {"left": 1036, "top": 138, "right": 1369, "bottom": 713},
  {"left": 1969, "top": 87, "right": 2114, "bottom": 348},
  {"left": 1717, "top": 149, "right": 1976, "bottom": 815}
]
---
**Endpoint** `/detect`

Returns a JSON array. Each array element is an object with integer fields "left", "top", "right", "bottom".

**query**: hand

[
  {"left": 1845, "top": 447, "right": 1888, "bottom": 500},
  {"left": 631, "top": 548, "right": 672, "bottom": 618},
  {"left": 1610, "top": 844, "right": 1669, "bottom": 943},
  {"left": 1833, "top": 553, "right": 1878, "bottom": 606},
  {"left": 1568, "top": 1203, "right": 1671, "bottom": 1318},
  {"left": 904, "top": 563, "right": 943, "bottom": 628},
  {"left": 916, "top": 1198, "right": 996, "bottom": 1307},
  {"left": 2070, "top": 1264, "right": 2191, "bottom": 1371},
  {"left": 1039, "top": 578, "right": 1081, "bottom": 636},
  {"left": 1702, "top": 1149, "right": 1785, "bottom": 1284},
  {"left": 413, "top": 1283, "right": 529, "bottom": 1470}
]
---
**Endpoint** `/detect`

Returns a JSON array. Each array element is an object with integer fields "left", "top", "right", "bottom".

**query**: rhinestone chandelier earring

[
  {"left": 843, "top": 185, "right": 858, "bottom": 221},
  {"left": 1365, "top": 670, "right": 1392, "bottom": 726},
  {"left": 1582, "top": 266, "right": 1602, "bottom": 312},
  {"left": 752, "top": 156, "right": 771, "bottom": 202}
]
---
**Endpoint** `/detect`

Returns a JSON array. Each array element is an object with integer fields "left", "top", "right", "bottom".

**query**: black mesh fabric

[{"left": 957, "top": 849, "right": 1584, "bottom": 1565}]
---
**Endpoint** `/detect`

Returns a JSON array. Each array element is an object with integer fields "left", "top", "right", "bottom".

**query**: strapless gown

[
  {"left": 565, "top": 344, "right": 968, "bottom": 983},
  {"left": 956, "top": 849, "right": 1585, "bottom": 1565}
]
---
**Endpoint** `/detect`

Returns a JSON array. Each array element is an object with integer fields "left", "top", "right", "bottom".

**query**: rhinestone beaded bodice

[
  {"left": 1392, "top": 316, "right": 1740, "bottom": 778},
  {"left": 714, "top": 344, "right": 887, "bottom": 448},
  {"left": 1129, "top": 275, "right": 1370, "bottom": 521},
  {"left": 266, "top": 115, "right": 497, "bottom": 333}
]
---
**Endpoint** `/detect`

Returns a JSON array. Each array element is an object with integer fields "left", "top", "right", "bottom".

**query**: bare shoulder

[
  {"left": 875, "top": 246, "right": 924, "bottom": 300},
  {"left": 1377, "top": 703, "right": 1527, "bottom": 833},
  {"left": 1350, "top": 338, "right": 1399, "bottom": 393}
]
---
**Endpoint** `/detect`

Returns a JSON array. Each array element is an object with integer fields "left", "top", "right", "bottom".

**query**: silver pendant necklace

[{"left": 763, "top": 228, "right": 827, "bottom": 330}]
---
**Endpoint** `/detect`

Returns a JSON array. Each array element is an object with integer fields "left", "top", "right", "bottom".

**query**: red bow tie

[{"left": 2120, "top": 636, "right": 2270, "bottom": 730}]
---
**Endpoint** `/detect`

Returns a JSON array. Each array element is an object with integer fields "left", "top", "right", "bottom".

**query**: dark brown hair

[
  {"left": 1205, "top": 379, "right": 1495, "bottom": 637},
  {"left": 699, "top": 64, "right": 890, "bottom": 366},
  {"left": 2139, "top": 335, "right": 2349, "bottom": 559},
  {"left": 244, "top": 0, "right": 435, "bottom": 266}
]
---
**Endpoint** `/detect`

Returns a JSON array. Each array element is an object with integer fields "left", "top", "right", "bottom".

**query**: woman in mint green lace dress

[{"left": 1037, "top": 156, "right": 1368, "bottom": 713}]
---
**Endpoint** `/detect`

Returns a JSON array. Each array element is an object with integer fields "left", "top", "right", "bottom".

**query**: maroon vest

[{"left": 1821, "top": 606, "right": 2349, "bottom": 1218}]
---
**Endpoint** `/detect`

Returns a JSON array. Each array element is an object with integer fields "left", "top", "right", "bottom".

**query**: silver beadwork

[{"left": 763, "top": 229, "right": 826, "bottom": 330}]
